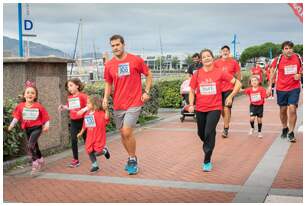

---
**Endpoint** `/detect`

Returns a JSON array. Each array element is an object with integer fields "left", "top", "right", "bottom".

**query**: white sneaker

[
  {"left": 258, "top": 132, "right": 263, "bottom": 138},
  {"left": 249, "top": 128, "right": 254, "bottom": 135}
]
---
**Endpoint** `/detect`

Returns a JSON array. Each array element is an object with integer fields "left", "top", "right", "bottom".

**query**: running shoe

[
  {"left": 127, "top": 157, "right": 139, "bottom": 175},
  {"left": 281, "top": 127, "right": 289, "bottom": 139},
  {"left": 287, "top": 132, "right": 296, "bottom": 142},
  {"left": 202, "top": 162, "right": 213, "bottom": 172},
  {"left": 68, "top": 159, "right": 80, "bottom": 168}
]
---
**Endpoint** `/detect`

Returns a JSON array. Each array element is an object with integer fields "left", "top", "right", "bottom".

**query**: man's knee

[
  {"left": 288, "top": 105, "right": 297, "bottom": 116},
  {"left": 121, "top": 127, "right": 133, "bottom": 139}
]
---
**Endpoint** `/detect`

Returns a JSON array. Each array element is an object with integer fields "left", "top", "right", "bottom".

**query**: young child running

[
  {"left": 8, "top": 81, "right": 50, "bottom": 176},
  {"left": 244, "top": 75, "right": 267, "bottom": 138},
  {"left": 77, "top": 96, "right": 111, "bottom": 173},
  {"left": 58, "top": 78, "right": 88, "bottom": 168}
]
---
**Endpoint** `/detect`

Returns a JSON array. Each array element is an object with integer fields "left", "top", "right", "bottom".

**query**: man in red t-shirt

[
  {"left": 103, "top": 35, "right": 153, "bottom": 175},
  {"left": 214, "top": 45, "right": 241, "bottom": 138},
  {"left": 267, "top": 41, "right": 302, "bottom": 142}
]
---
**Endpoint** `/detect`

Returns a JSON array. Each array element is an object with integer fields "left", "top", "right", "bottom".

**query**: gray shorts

[{"left": 113, "top": 106, "right": 142, "bottom": 130}]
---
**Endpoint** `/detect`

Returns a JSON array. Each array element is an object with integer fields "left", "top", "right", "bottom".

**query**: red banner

[{"left": 288, "top": 3, "right": 303, "bottom": 23}]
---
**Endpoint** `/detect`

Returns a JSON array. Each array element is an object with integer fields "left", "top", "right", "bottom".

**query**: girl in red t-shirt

[
  {"left": 77, "top": 96, "right": 110, "bottom": 173},
  {"left": 8, "top": 81, "right": 50, "bottom": 176},
  {"left": 244, "top": 75, "right": 267, "bottom": 138},
  {"left": 58, "top": 78, "right": 88, "bottom": 168}
]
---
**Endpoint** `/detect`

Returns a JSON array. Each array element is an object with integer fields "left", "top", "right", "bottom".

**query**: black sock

[
  {"left": 282, "top": 127, "right": 289, "bottom": 133},
  {"left": 250, "top": 121, "right": 255, "bottom": 129},
  {"left": 258, "top": 123, "right": 262, "bottom": 132}
]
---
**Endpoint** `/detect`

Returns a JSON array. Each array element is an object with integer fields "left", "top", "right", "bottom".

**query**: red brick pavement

[
  {"left": 4, "top": 176, "right": 235, "bottom": 203},
  {"left": 272, "top": 133, "right": 303, "bottom": 189},
  {"left": 3, "top": 94, "right": 302, "bottom": 202}
]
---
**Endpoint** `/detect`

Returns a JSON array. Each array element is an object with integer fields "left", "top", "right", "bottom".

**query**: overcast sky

[{"left": 3, "top": 3, "right": 303, "bottom": 57}]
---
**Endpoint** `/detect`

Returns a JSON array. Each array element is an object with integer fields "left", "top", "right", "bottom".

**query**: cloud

[{"left": 3, "top": 3, "right": 303, "bottom": 56}]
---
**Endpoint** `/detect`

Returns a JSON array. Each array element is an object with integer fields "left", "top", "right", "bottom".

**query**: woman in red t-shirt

[
  {"left": 244, "top": 75, "right": 267, "bottom": 138},
  {"left": 188, "top": 49, "right": 241, "bottom": 172},
  {"left": 77, "top": 96, "right": 111, "bottom": 173},
  {"left": 8, "top": 81, "right": 50, "bottom": 176},
  {"left": 58, "top": 78, "right": 88, "bottom": 168}
]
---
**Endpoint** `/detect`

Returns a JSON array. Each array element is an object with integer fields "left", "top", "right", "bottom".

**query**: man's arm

[{"left": 141, "top": 70, "right": 153, "bottom": 103}]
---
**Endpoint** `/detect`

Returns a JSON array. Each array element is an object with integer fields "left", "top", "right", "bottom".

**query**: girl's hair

[
  {"left": 65, "top": 78, "right": 84, "bottom": 94},
  {"left": 200, "top": 49, "right": 214, "bottom": 59},
  {"left": 249, "top": 75, "right": 261, "bottom": 86},
  {"left": 20, "top": 86, "right": 39, "bottom": 102},
  {"left": 88, "top": 96, "right": 104, "bottom": 111}
]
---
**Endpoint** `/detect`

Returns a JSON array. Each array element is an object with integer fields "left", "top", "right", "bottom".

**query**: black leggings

[
  {"left": 196, "top": 110, "right": 221, "bottom": 164},
  {"left": 89, "top": 152, "right": 97, "bottom": 163},
  {"left": 25, "top": 125, "right": 43, "bottom": 162},
  {"left": 70, "top": 119, "right": 86, "bottom": 160}
]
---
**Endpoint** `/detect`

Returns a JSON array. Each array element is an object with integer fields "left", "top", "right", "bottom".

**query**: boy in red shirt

[
  {"left": 244, "top": 76, "right": 267, "bottom": 138},
  {"left": 103, "top": 35, "right": 153, "bottom": 175},
  {"left": 267, "top": 41, "right": 302, "bottom": 142}
]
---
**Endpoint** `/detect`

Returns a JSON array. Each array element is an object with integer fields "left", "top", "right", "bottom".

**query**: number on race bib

[
  {"left": 22, "top": 108, "right": 39, "bottom": 120},
  {"left": 84, "top": 114, "right": 96, "bottom": 128},
  {"left": 118, "top": 63, "right": 130, "bottom": 77},
  {"left": 250, "top": 93, "right": 261, "bottom": 102},
  {"left": 68, "top": 97, "right": 81, "bottom": 110},
  {"left": 284, "top": 65, "right": 297, "bottom": 75},
  {"left": 199, "top": 82, "right": 217, "bottom": 95}
]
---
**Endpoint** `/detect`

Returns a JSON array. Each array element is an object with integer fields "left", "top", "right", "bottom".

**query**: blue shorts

[{"left": 276, "top": 88, "right": 300, "bottom": 107}]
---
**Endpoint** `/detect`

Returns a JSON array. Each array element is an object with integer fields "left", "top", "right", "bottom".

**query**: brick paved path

[{"left": 3, "top": 94, "right": 303, "bottom": 203}]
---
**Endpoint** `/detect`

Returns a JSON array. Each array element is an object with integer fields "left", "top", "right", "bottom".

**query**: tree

[
  {"left": 171, "top": 56, "right": 180, "bottom": 70},
  {"left": 240, "top": 42, "right": 303, "bottom": 65},
  {"left": 184, "top": 55, "right": 193, "bottom": 66}
]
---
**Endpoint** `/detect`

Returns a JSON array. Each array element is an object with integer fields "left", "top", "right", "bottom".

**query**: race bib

[
  {"left": 84, "top": 114, "right": 96, "bottom": 128},
  {"left": 22, "top": 108, "right": 39, "bottom": 120},
  {"left": 118, "top": 63, "right": 130, "bottom": 77},
  {"left": 199, "top": 82, "right": 217, "bottom": 95},
  {"left": 250, "top": 93, "right": 261, "bottom": 102},
  {"left": 68, "top": 97, "right": 81, "bottom": 110},
  {"left": 284, "top": 65, "right": 297, "bottom": 75}
]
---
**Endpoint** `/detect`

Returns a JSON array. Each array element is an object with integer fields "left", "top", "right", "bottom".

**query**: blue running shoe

[
  {"left": 127, "top": 158, "right": 139, "bottom": 175},
  {"left": 202, "top": 162, "right": 212, "bottom": 172}
]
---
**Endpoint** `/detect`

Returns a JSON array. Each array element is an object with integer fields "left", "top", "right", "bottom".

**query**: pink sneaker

[
  {"left": 68, "top": 159, "right": 80, "bottom": 168},
  {"left": 37, "top": 157, "right": 45, "bottom": 170},
  {"left": 31, "top": 160, "right": 40, "bottom": 176}
]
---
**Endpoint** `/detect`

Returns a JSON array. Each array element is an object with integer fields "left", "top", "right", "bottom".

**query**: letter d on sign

[{"left": 24, "top": 19, "right": 33, "bottom": 30}]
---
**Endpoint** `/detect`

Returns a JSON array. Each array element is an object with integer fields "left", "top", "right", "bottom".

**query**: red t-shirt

[
  {"left": 244, "top": 86, "right": 267, "bottom": 106},
  {"left": 82, "top": 111, "right": 110, "bottom": 154},
  {"left": 104, "top": 53, "right": 149, "bottom": 110},
  {"left": 67, "top": 92, "right": 88, "bottom": 120},
  {"left": 251, "top": 66, "right": 263, "bottom": 83},
  {"left": 13, "top": 102, "right": 50, "bottom": 129},
  {"left": 271, "top": 54, "right": 302, "bottom": 91},
  {"left": 214, "top": 58, "right": 240, "bottom": 92},
  {"left": 190, "top": 67, "right": 234, "bottom": 112}
]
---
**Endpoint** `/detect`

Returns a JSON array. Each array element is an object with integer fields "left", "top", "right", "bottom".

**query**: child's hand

[
  {"left": 7, "top": 125, "right": 13, "bottom": 131},
  {"left": 77, "top": 132, "right": 83, "bottom": 139},
  {"left": 43, "top": 125, "right": 49, "bottom": 132},
  {"left": 58, "top": 105, "right": 64, "bottom": 112}
]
